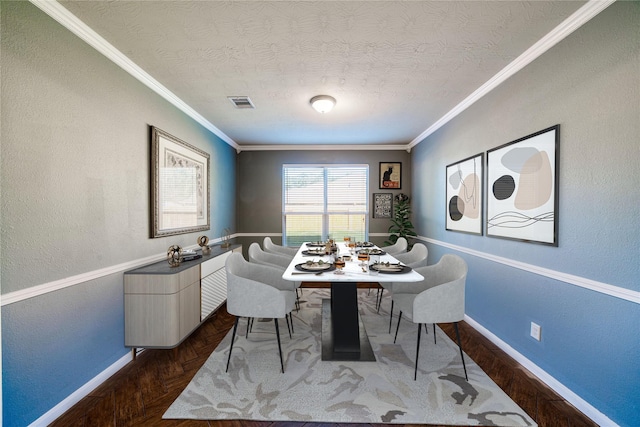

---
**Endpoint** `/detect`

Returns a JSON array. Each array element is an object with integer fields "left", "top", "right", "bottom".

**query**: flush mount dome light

[{"left": 310, "top": 95, "right": 336, "bottom": 114}]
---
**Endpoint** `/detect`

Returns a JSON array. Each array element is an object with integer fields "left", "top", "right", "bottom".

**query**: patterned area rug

[{"left": 164, "top": 288, "right": 536, "bottom": 426}]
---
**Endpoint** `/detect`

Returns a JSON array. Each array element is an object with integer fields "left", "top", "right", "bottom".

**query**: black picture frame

[
  {"left": 373, "top": 193, "right": 393, "bottom": 218},
  {"left": 445, "top": 153, "right": 484, "bottom": 235},
  {"left": 486, "top": 125, "right": 559, "bottom": 246},
  {"left": 379, "top": 162, "right": 401, "bottom": 189}
]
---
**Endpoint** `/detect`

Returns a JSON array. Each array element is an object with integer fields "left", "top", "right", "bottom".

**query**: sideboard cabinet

[{"left": 124, "top": 244, "right": 241, "bottom": 351}]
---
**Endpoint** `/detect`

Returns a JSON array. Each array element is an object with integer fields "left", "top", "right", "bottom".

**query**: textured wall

[
  {"left": 1, "top": 2, "right": 236, "bottom": 425},
  {"left": 411, "top": 3, "right": 639, "bottom": 426}
]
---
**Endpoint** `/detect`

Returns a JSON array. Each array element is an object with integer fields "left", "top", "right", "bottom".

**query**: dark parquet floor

[{"left": 50, "top": 284, "right": 599, "bottom": 427}]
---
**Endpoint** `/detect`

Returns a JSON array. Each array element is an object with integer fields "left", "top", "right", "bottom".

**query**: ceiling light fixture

[{"left": 310, "top": 95, "right": 336, "bottom": 114}]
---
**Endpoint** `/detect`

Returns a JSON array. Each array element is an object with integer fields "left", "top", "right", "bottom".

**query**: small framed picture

[
  {"left": 379, "top": 162, "right": 401, "bottom": 189},
  {"left": 373, "top": 193, "right": 393, "bottom": 218}
]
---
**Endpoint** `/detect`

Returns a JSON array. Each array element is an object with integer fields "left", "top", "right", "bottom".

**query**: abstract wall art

[
  {"left": 486, "top": 125, "right": 559, "bottom": 246},
  {"left": 446, "top": 153, "right": 484, "bottom": 235}
]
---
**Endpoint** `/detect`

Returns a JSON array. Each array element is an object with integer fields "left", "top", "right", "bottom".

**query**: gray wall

[
  {"left": 236, "top": 149, "right": 412, "bottom": 252},
  {"left": 411, "top": 3, "right": 639, "bottom": 426},
  {"left": 1, "top": 2, "right": 236, "bottom": 425}
]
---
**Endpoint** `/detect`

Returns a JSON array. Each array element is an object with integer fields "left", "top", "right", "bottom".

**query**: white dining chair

[
  {"left": 263, "top": 236, "right": 299, "bottom": 258},
  {"left": 391, "top": 254, "right": 468, "bottom": 380},
  {"left": 225, "top": 253, "right": 297, "bottom": 373},
  {"left": 380, "top": 236, "right": 408, "bottom": 255},
  {"left": 377, "top": 243, "right": 429, "bottom": 332}
]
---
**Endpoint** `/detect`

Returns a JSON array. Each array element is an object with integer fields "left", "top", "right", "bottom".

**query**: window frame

[{"left": 282, "top": 164, "right": 369, "bottom": 246}]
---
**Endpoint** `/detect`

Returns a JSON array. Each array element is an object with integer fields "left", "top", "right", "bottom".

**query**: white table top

[{"left": 282, "top": 242, "right": 424, "bottom": 283}]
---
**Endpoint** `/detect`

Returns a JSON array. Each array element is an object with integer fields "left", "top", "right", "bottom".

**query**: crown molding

[
  {"left": 29, "top": 0, "right": 240, "bottom": 151},
  {"left": 237, "top": 144, "right": 411, "bottom": 153},
  {"left": 408, "top": 0, "right": 615, "bottom": 148},
  {"left": 31, "top": 0, "right": 612, "bottom": 153}
]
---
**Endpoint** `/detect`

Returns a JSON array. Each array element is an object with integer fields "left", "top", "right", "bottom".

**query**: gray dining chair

[
  {"left": 225, "top": 253, "right": 297, "bottom": 373},
  {"left": 248, "top": 242, "right": 302, "bottom": 310},
  {"left": 391, "top": 254, "right": 468, "bottom": 380},
  {"left": 263, "top": 236, "right": 299, "bottom": 258},
  {"left": 377, "top": 243, "right": 429, "bottom": 331},
  {"left": 248, "top": 242, "right": 292, "bottom": 269},
  {"left": 380, "top": 237, "right": 408, "bottom": 255}
]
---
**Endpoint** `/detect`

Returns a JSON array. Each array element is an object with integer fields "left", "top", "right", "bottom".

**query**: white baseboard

[
  {"left": 27, "top": 351, "right": 135, "bottom": 427},
  {"left": 464, "top": 315, "right": 617, "bottom": 427}
]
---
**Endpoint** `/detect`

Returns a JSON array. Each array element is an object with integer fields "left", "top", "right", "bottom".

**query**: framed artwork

[
  {"left": 486, "top": 125, "right": 559, "bottom": 246},
  {"left": 379, "top": 162, "right": 401, "bottom": 189},
  {"left": 373, "top": 193, "right": 393, "bottom": 218},
  {"left": 446, "top": 153, "right": 483, "bottom": 235},
  {"left": 151, "top": 126, "right": 210, "bottom": 238}
]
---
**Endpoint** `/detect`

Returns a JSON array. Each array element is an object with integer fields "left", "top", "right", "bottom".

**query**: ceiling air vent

[{"left": 228, "top": 96, "right": 255, "bottom": 109}]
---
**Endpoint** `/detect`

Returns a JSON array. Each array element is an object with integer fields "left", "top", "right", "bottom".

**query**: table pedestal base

[{"left": 321, "top": 298, "right": 375, "bottom": 361}]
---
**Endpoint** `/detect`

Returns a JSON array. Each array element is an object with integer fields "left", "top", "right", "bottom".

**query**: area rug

[{"left": 164, "top": 288, "right": 536, "bottom": 426}]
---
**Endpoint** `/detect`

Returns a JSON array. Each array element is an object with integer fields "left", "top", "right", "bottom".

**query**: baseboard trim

[
  {"left": 464, "top": 315, "right": 617, "bottom": 427},
  {"left": 27, "top": 350, "right": 136, "bottom": 427}
]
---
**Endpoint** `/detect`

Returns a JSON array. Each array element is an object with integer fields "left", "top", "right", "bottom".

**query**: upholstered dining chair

[
  {"left": 380, "top": 236, "right": 408, "bottom": 255},
  {"left": 248, "top": 242, "right": 302, "bottom": 310},
  {"left": 263, "top": 236, "right": 299, "bottom": 258},
  {"left": 225, "top": 253, "right": 297, "bottom": 373},
  {"left": 248, "top": 242, "right": 292, "bottom": 269},
  {"left": 391, "top": 254, "right": 468, "bottom": 380},
  {"left": 376, "top": 243, "right": 429, "bottom": 332}
]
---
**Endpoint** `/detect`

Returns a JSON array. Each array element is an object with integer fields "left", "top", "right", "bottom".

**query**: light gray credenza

[{"left": 124, "top": 244, "right": 241, "bottom": 358}]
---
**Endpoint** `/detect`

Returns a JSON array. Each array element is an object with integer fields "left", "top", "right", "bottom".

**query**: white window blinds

[{"left": 283, "top": 165, "right": 369, "bottom": 246}]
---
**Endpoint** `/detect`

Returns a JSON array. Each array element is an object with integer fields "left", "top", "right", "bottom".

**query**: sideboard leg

[{"left": 131, "top": 348, "right": 137, "bottom": 361}]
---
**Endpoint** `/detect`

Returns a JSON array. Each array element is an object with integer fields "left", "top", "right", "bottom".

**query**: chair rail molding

[
  {"left": 1, "top": 236, "right": 236, "bottom": 306},
  {"left": 416, "top": 236, "right": 639, "bottom": 305}
]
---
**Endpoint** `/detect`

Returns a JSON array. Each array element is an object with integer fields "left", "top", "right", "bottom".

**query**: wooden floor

[{"left": 51, "top": 285, "right": 598, "bottom": 427}]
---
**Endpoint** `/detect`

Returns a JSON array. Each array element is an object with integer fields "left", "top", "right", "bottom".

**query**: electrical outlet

[{"left": 530, "top": 322, "right": 541, "bottom": 341}]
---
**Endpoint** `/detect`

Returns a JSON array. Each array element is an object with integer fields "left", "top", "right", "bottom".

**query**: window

[{"left": 283, "top": 165, "right": 369, "bottom": 246}]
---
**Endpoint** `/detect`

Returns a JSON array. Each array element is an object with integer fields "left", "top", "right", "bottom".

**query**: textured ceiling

[{"left": 58, "top": 1, "right": 586, "bottom": 149}]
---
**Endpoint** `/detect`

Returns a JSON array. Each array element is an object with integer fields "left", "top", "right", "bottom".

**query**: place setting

[{"left": 292, "top": 259, "right": 336, "bottom": 274}]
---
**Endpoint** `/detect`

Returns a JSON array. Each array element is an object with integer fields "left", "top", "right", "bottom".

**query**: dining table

[{"left": 282, "top": 241, "right": 424, "bottom": 361}]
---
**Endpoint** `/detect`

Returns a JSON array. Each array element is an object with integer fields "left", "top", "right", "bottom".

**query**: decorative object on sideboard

[
  {"left": 167, "top": 245, "right": 182, "bottom": 267},
  {"left": 198, "top": 235, "right": 211, "bottom": 255},
  {"left": 221, "top": 228, "right": 232, "bottom": 248}
]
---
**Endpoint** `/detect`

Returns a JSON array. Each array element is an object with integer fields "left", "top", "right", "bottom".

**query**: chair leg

[
  {"left": 454, "top": 322, "right": 468, "bottom": 381},
  {"left": 388, "top": 300, "right": 394, "bottom": 333},
  {"left": 393, "top": 310, "right": 403, "bottom": 343},
  {"left": 274, "top": 319, "right": 284, "bottom": 373},
  {"left": 285, "top": 314, "right": 292, "bottom": 339},
  {"left": 225, "top": 317, "right": 240, "bottom": 372},
  {"left": 246, "top": 317, "right": 254, "bottom": 338},
  {"left": 289, "top": 313, "right": 295, "bottom": 334},
  {"left": 414, "top": 323, "right": 422, "bottom": 381},
  {"left": 433, "top": 323, "right": 437, "bottom": 344},
  {"left": 376, "top": 288, "right": 383, "bottom": 312}
]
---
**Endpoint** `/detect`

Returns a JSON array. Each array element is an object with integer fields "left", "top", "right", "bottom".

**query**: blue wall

[
  {"left": 411, "top": 3, "right": 639, "bottom": 426},
  {"left": 1, "top": 2, "right": 237, "bottom": 425}
]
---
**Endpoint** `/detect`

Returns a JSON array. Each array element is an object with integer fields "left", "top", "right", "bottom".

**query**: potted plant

[{"left": 385, "top": 193, "right": 417, "bottom": 247}]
